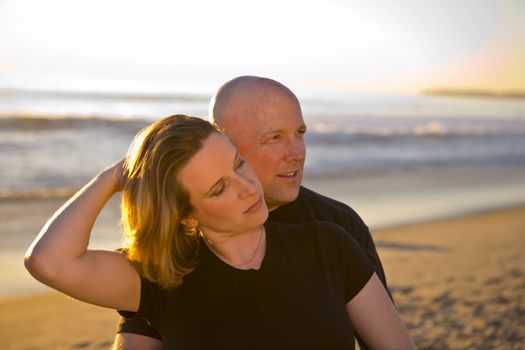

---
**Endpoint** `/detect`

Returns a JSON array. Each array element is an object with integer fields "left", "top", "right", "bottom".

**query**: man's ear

[{"left": 180, "top": 215, "right": 198, "bottom": 227}]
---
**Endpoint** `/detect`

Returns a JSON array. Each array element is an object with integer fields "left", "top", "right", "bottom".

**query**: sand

[
  {"left": 0, "top": 293, "right": 116, "bottom": 350},
  {"left": 1, "top": 204, "right": 524, "bottom": 349},
  {"left": 377, "top": 206, "right": 525, "bottom": 349}
]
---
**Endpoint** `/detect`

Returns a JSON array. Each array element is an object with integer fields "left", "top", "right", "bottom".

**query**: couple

[{"left": 25, "top": 76, "right": 416, "bottom": 349}]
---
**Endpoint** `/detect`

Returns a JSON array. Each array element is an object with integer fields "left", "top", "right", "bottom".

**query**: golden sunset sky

[{"left": 0, "top": 0, "right": 523, "bottom": 94}]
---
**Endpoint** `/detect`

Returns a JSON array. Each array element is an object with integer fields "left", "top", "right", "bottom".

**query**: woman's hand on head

[{"left": 109, "top": 159, "right": 126, "bottom": 192}]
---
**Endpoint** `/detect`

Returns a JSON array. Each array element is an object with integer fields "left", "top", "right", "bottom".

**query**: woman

[{"left": 25, "top": 114, "right": 415, "bottom": 349}]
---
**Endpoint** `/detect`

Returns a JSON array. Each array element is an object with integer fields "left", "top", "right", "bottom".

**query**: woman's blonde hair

[{"left": 121, "top": 114, "right": 217, "bottom": 289}]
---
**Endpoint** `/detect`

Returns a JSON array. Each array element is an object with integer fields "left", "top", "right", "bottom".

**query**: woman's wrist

[{"left": 98, "top": 160, "right": 125, "bottom": 194}]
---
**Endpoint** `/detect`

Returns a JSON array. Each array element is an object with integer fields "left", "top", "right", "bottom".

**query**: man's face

[{"left": 221, "top": 91, "right": 306, "bottom": 210}]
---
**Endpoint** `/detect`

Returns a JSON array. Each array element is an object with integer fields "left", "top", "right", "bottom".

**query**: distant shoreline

[{"left": 421, "top": 87, "right": 525, "bottom": 99}]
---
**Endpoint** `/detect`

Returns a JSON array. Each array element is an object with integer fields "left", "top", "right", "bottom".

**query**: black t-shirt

[
  {"left": 268, "top": 186, "right": 386, "bottom": 286},
  {"left": 117, "top": 186, "right": 388, "bottom": 343},
  {"left": 119, "top": 221, "right": 374, "bottom": 350}
]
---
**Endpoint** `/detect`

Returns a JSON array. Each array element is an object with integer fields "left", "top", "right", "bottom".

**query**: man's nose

[{"left": 284, "top": 138, "right": 306, "bottom": 163}]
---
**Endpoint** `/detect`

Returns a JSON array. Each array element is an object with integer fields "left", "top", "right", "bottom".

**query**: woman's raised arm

[
  {"left": 346, "top": 273, "right": 417, "bottom": 350},
  {"left": 24, "top": 161, "right": 141, "bottom": 312}
]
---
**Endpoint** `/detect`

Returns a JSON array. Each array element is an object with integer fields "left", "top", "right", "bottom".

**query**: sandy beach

[
  {"left": 1, "top": 198, "right": 524, "bottom": 349},
  {"left": 378, "top": 206, "right": 525, "bottom": 349}
]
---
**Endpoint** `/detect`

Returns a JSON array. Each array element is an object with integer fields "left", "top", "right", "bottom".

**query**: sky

[{"left": 0, "top": 0, "right": 524, "bottom": 95}]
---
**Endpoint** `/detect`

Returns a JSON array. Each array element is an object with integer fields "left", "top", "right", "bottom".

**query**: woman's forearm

[
  {"left": 25, "top": 161, "right": 140, "bottom": 312},
  {"left": 25, "top": 164, "right": 121, "bottom": 284}
]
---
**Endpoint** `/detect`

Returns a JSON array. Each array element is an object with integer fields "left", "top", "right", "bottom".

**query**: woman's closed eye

[
  {"left": 235, "top": 158, "right": 245, "bottom": 170},
  {"left": 211, "top": 155, "right": 245, "bottom": 197},
  {"left": 212, "top": 182, "right": 226, "bottom": 197}
]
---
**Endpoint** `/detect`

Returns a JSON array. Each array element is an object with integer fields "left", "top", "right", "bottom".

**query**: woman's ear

[
  {"left": 180, "top": 215, "right": 198, "bottom": 228},
  {"left": 180, "top": 215, "right": 199, "bottom": 237}
]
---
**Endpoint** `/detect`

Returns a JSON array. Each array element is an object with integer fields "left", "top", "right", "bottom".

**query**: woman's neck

[{"left": 201, "top": 226, "right": 266, "bottom": 270}]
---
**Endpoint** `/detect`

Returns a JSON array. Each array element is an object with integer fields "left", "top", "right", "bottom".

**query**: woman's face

[{"left": 178, "top": 132, "right": 268, "bottom": 236}]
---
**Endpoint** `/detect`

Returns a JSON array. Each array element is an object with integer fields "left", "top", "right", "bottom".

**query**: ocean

[{"left": 1, "top": 87, "right": 524, "bottom": 199}]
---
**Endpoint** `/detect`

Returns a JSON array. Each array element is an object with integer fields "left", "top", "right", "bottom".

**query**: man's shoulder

[
  {"left": 297, "top": 186, "right": 364, "bottom": 221},
  {"left": 270, "top": 186, "right": 367, "bottom": 229},
  {"left": 297, "top": 186, "right": 354, "bottom": 212}
]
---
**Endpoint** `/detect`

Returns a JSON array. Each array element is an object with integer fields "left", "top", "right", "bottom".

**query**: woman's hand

[{"left": 109, "top": 159, "right": 126, "bottom": 193}]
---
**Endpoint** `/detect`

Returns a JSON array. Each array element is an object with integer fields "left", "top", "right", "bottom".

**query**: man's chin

[{"left": 265, "top": 186, "right": 301, "bottom": 210}]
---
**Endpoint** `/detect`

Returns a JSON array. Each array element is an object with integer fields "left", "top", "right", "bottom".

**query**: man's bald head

[
  {"left": 207, "top": 76, "right": 306, "bottom": 210},
  {"left": 209, "top": 75, "right": 299, "bottom": 129}
]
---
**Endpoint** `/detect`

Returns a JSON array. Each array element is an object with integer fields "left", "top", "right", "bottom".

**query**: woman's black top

[{"left": 120, "top": 220, "right": 374, "bottom": 349}]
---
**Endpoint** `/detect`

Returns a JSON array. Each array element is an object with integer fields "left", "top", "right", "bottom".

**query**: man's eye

[
  {"left": 260, "top": 134, "right": 282, "bottom": 145},
  {"left": 296, "top": 128, "right": 306, "bottom": 138}
]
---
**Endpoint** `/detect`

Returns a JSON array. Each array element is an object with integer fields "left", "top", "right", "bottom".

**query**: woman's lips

[{"left": 244, "top": 195, "right": 263, "bottom": 214}]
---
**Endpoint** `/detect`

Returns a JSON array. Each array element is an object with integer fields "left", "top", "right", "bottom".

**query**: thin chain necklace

[{"left": 205, "top": 226, "right": 265, "bottom": 268}]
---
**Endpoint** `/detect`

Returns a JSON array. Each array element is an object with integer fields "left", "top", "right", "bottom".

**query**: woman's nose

[{"left": 237, "top": 172, "right": 258, "bottom": 199}]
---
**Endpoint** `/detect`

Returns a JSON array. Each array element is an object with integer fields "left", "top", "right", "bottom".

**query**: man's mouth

[{"left": 277, "top": 170, "right": 299, "bottom": 178}]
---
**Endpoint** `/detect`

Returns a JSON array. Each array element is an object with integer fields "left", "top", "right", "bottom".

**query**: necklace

[{"left": 205, "top": 226, "right": 265, "bottom": 268}]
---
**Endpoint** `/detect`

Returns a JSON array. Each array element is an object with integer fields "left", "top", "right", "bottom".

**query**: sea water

[{"left": 1, "top": 88, "right": 524, "bottom": 199}]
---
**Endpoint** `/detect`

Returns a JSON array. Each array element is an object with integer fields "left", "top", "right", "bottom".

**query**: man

[{"left": 113, "top": 76, "right": 389, "bottom": 349}]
